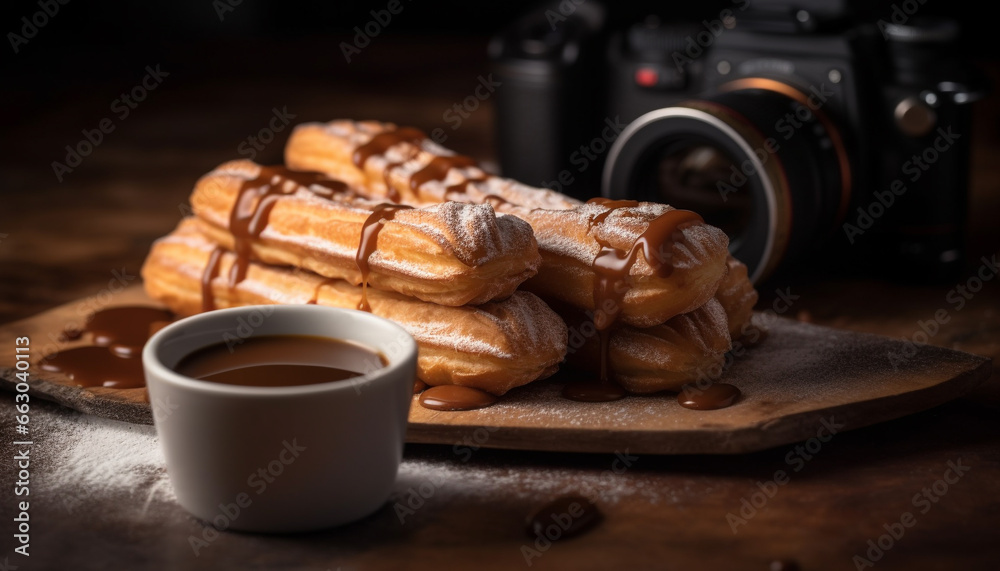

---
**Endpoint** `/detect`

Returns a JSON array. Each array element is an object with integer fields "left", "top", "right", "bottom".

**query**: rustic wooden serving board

[{"left": 0, "top": 286, "right": 991, "bottom": 454}]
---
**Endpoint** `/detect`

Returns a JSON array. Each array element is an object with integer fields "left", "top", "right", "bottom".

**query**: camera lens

[
  {"left": 603, "top": 80, "right": 851, "bottom": 283},
  {"left": 651, "top": 143, "right": 753, "bottom": 241}
]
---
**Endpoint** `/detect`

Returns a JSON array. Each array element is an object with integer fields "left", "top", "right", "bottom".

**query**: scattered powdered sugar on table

[
  {"left": 395, "top": 457, "right": 672, "bottom": 507},
  {"left": 33, "top": 408, "right": 174, "bottom": 512}
]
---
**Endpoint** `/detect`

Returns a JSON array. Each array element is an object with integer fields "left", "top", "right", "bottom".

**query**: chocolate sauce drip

[
  {"left": 352, "top": 127, "right": 428, "bottom": 170},
  {"left": 58, "top": 327, "right": 83, "bottom": 342},
  {"left": 40, "top": 346, "right": 146, "bottom": 389},
  {"left": 561, "top": 376, "right": 626, "bottom": 402},
  {"left": 355, "top": 203, "right": 414, "bottom": 311},
  {"left": 408, "top": 154, "right": 511, "bottom": 208},
  {"left": 589, "top": 200, "right": 703, "bottom": 376},
  {"left": 526, "top": 496, "right": 602, "bottom": 540},
  {"left": 227, "top": 166, "right": 349, "bottom": 287},
  {"left": 586, "top": 198, "right": 639, "bottom": 230},
  {"left": 591, "top": 207, "right": 703, "bottom": 329},
  {"left": 562, "top": 200, "right": 704, "bottom": 399},
  {"left": 306, "top": 278, "right": 339, "bottom": 305},
  {"left": 678, "top": 383, "right": 741, "bottom": 410},
  {"left": 418, "top": 385, "right": 497, "bottom": 411},
  {"left": 201, "top": 247, "right": 225, "bottom": 313},
  {"left": 380, "top": 160, "right": 406, "bottom": 203},
  {"left": 352, "top": 127, "right": 428, "bottom": 202},
  {"left": 41, "top": 306, "right": 175, "bottom": 389},
  {"left": 84, "top": 306, "right": 175, "bottom": 358},
  {"left": 413, "top": 379, "right": 428, "bottom": 394},
  {"left": 410, "top": 154, "right": 477, "bottom": 192}
]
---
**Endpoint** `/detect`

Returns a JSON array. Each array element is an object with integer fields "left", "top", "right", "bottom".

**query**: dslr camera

[{"left": 490, "top": 0, "right": 984, "bottom": 282}]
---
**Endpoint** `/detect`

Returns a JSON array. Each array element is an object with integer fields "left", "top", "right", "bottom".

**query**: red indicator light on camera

[{"left": 635, "top": 67, "right": 659, "bottom": 87}]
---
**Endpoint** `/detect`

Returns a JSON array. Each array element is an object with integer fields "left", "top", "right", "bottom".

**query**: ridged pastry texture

[
  {"left": 284, "top": 120, "right": 732, "bottom": 327},
  {"left": 519, "top": 201, "right": 730, "bottom": 327},
  {"left": 714, "top": 255, "right": 758, "bottom": 338},
  {"left": 142, "top": 219, "right": 568, "bottom": 395},
  {"left": 560, "top": 299, "right": 732, "bottom": 393},
  {"left": 285, "top": 120, "right": 581, "bottom": 211},
  {"left": 190, "top": 160, "right": 540, "bottom": 306}
]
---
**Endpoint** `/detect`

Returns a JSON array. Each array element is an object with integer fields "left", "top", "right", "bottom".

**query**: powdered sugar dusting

[{"left": 33, "top": 409, "right": 174, "bottom": 508}]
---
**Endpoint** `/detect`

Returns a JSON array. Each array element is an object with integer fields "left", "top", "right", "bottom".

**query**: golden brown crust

[
  {"left": 519, "top": 202, "right": 730, "bottom": 327},
  {"left": 285, "top": 120, "right": 581, "bottom": 210},
  {"left": 284, "top": 121, "right": 731, "bottom": 326},
  {"left": 714, "top": 255, "right": 758, "bottom": 338},
  {"left": 141, "top": 219, "right": 568, "bottom": 394},
  {"left": 190, "top": 160, "right": 541, "bottom": 306},
  {"left": 561, "top": 299, "right": 732, "bottom": 393}
]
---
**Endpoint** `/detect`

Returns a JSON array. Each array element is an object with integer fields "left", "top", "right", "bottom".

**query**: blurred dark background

[
  {"left": 2, "top": 0, "right": 997, "bottom": 171},
  {"left": 0, "top": 0, "right": 998, "bottom": 329}
]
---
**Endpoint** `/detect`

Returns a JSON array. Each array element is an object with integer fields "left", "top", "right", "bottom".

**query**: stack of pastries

[{"left": 142, "top": 119, "right": 758, "bottom": 398}]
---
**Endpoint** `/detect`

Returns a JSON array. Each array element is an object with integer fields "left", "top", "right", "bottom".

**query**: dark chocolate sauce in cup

[{"left": 174, "top": 335, "right": 386, "bottom": 387}]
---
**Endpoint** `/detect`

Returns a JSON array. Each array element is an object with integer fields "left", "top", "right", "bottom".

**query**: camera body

[{"left": 491, "top": 0, "right": 984, "bottom": 282}]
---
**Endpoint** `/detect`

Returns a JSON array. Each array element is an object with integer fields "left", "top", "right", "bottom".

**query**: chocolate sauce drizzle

[
  {"left": 418, "top": 385, "right": 497, "bottom": 411},
  {"left": 201, "top": 166, "right": 349, "bottom": 312},
  {"left": 354, "top": 203, "right": 414, "bottom": 311},
  {"left": 227, "top": 166, "right": 348, "bottom": 287},
  {"left": 410, "top": 154, "right": 477, "bottom": 192},
  {"left": 678, "top": 383, "right": 741, "bottom": 410},
  {"left": 351, "top": 127, "right": 513, "bottom": 208},
  {"left": 41, "top": 306, "right": 175, "bottom": 389},
  {"left": 201, "top": 247, "right": 225, "bottom": 313},
  {"left": 352, "top": 127, "right": 428, "bottom": 203},
  {"left": 306, "top": 278, "right": 340, "bottom": 305},
  {"left": 563, "top": 199, "right": 704, "bottom": 402}
]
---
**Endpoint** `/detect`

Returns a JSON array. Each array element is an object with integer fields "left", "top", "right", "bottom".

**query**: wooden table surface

[{"left": 1, "top": 37, "right": 999, "bottom": 570}]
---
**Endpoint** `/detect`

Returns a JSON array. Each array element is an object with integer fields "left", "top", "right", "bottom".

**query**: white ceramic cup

[{"left": 143, "top": 305, "right": 417, "bottom": 533}]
